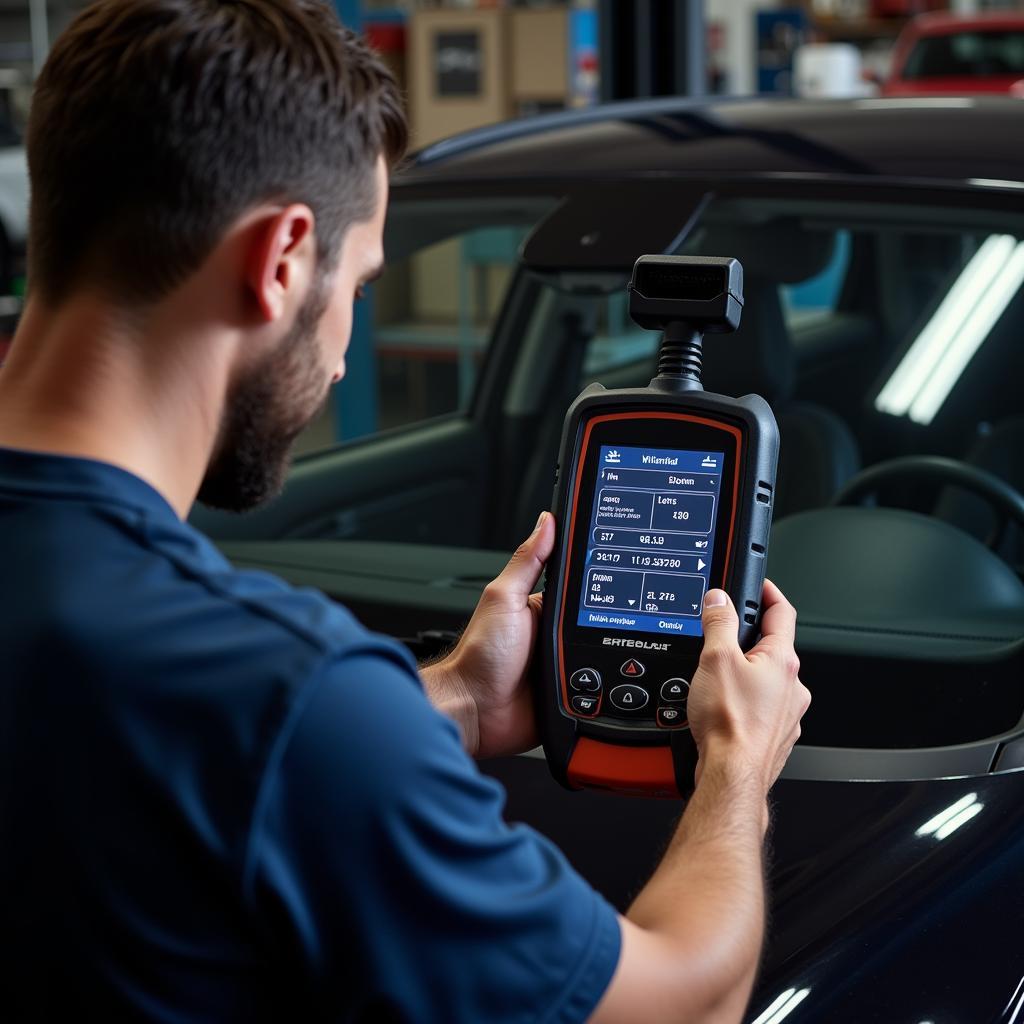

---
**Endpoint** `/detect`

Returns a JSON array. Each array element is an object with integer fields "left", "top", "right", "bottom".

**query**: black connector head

[{"left": 628, "top": 255, "right": 744, "bottom": 335}]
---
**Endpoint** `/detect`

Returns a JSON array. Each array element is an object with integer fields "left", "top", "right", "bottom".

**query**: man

[{"left": 0, "top": 2, "right": 810, "bottom": 1021}]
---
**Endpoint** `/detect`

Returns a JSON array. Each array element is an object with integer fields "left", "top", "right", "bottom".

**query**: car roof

[
  {"left": 908, "top": 11, "right": 1024, "bottom": 35},
  {"left": 396, "top": 97, "right": 1024, "bottom": 191}
]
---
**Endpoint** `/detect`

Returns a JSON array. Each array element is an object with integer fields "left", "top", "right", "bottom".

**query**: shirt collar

[{"left": 0, "top": 446, "right": 181, "bottom": 524}]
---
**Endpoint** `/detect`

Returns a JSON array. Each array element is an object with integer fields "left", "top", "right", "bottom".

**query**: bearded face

[{"left": 196, "top": 276, "right": 332, "bottom": 513}]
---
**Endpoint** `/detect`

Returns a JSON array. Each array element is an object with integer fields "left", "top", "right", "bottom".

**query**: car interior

[{"left": 192, "top": 185, "right": 1024, "bottom": 868}]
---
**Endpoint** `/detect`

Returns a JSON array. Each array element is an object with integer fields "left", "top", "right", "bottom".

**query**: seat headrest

[
  {"left": 695, "top": 219, "right": 837, "bottom": 285},
  {"left": 701, "top": 277, "right": 793, "bottom": 401},
  {"left": 692, "top": 219, "right": 835, "bottom": 400}
]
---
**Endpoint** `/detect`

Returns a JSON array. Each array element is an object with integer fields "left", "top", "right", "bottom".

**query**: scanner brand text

[{"left": 602, "top": 638, "right": 671, "bottom": 651}]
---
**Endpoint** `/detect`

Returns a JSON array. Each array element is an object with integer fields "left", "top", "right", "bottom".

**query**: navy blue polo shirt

[{"left": 0, "top": 447, "right": 620, "bottom": 1022}]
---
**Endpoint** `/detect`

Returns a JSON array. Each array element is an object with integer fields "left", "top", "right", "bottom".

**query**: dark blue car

[{"left": 196, "top": 96, "right": 1024, "bottom": 1024}]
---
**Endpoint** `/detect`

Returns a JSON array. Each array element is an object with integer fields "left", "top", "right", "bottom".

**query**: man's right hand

[
  {"left": 591, "top": 580, "right": 810, "bottom": 1024},
  {"left": 687, "top": 579, "right": 811, "bottom": 797}
]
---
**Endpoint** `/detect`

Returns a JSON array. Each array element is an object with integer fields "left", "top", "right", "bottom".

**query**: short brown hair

[{"left": 27, "top": 0, "right": 407, "bottom": 305}]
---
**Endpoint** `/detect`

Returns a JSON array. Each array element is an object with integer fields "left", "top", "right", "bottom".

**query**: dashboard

[{"left": 219, "top": 503, "right": 1024, "bottom": 783}]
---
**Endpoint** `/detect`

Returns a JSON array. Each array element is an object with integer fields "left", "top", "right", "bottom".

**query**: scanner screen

[{"left": 575, "top": 444, "right": 724, "bottom": 638}]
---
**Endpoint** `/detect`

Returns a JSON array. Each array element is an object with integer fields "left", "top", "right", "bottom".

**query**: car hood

[
  {"left": 750, "top": 770, "right": 1024, "bottom": 1022},
  {"left": 487, "top": 756, "right": 1024, "bottom": 1023}
]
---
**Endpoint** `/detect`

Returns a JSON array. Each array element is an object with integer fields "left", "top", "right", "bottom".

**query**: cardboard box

[
  {"left": 409, "top": 8, "right": 513, "bottom": 149},
  {"left": 511, "top": 8, "right": 569, "bottom": 103}
]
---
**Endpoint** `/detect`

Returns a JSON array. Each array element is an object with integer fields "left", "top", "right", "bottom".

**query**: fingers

[
  {"left": 759, "top": 579, "right": 797, "bottom": 647},
  {"left": 532, "top": 511, "right": 556, "bottom": 564},
  {"left": 747, "top": 579, "right": 799, "bottom": 671},
  {"left": 700, "top": 590, "right": 741, "bottom": 661},
  {"left": 485, "top": 512, "right": 556, "bottom": 605}
]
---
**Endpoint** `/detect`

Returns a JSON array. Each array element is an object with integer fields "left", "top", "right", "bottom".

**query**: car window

[
  {"left": 294, "top": 198, "right": 557, "bottom": 456},
  {"left": 903, "top": 30, "right": 1024, "bottom": 79},
  {"left": 781, "top": 230, "right": 852, "bottom": 327},
  {"left": 269, "top": 188, "right": 1024, "bottom": 549},
  {"left": 508, "top": 196, "right": 1024, "bottom": 532},
  {"left": 572, "top": 231, "right": 855, "bottom": 392},
  {"left": 581, "top": 291, "right": 659, "bottom": 383},
  {"left": 679, "top": 202, "right": 1024, "bottom": 437}
]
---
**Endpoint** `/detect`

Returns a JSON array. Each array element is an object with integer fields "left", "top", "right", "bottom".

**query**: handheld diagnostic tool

[{"left": 537, "top": 256, "right": 779, "bottom": 798}]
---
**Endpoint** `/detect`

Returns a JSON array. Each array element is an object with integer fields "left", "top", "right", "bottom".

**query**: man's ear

[{"left": 246, "top": 204, "right": 316, "bottom": 323}]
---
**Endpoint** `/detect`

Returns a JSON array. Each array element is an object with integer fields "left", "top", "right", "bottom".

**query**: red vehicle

[{"left": 884, "top": 12, "right": 1024, "bottom": 96}]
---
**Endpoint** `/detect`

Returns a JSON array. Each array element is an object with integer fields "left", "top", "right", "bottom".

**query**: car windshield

[
  {"left": 903, "top": 29, "right": 1024, "bottom": 79},
  {"left": 394, "top": 190, "right": 1024, "bottom": 547},
  {"left": 268, "top": 187, "right": 1024, "bottom": 561}
]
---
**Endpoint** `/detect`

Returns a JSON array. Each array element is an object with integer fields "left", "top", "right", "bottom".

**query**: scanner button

[
  {"left": 657, "top": 707, "right": 686, "bottom": 728},
  {"left": 620, "top": 658, "right": 645, "bottom": 679},
  {"left": 660, "top": 679, "right": 689, "bottom": 703},
  {"left": 570, "top": 668, "right": 602, "bottom": 693},
  {"left": 571, "top": 695, "right": 600, "bottom": 716},
  {"left": 609, "top": 684, "right": 649, "bottom": 711}
]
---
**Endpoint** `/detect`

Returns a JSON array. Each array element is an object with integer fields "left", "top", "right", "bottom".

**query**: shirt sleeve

[{"left": 244, "top": 650, "right": 621, "bottom": 1023}]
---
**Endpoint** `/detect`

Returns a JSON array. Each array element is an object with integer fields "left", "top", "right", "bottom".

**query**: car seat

[
  {"left": 699, "top": 219, "right": 861, "bottom": 518},
  {"left": 499, "top": 222, "right": 861, "bottom": 545}
]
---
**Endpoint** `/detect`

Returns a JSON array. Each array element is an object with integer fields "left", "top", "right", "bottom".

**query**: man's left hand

[{"left": 420, "top": 512, "right": 555, "bottom": 759}]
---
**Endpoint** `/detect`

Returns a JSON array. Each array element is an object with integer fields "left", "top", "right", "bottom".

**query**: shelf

[{"left": 812, "top": 15, "right": 910, "bottom": 41}]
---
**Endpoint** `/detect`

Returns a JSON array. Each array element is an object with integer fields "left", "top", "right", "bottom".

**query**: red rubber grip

[{"left": 567, "top": 736, "right": 681, "bottom": 798}]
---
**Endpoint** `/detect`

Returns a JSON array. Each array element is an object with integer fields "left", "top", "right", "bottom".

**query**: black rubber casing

[{"left": 537, "top": 382, "right": 779, "bottom": 797}]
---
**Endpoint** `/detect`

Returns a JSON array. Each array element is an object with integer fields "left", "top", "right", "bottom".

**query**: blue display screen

[{"left": 576, "top": 444, "right": 724, "bottom": 638}]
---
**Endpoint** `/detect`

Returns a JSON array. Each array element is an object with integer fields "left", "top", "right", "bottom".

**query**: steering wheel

[{"left": 832, "top": 455, "right": 1024, "bottom": 551}]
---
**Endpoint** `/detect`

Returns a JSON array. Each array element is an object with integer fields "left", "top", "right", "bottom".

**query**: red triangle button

[{"left": 621, "top": 659, "right": 644, "bottom": 677}]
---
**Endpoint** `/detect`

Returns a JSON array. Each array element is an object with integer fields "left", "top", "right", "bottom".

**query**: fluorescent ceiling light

[
  {"left": 933, "top": 801, "right": 983, "bottom": 840},
  {"left": 751, "top": 990, "right": 796, "bottom": 1024},
  {"left": 909, "top": 241, "right": 1024, "bottom": 424},
  {"left": 875, "top": 235, "right": 1012, "bottom": 415},
  {"left": 968, "top": 178, "right": 1024, "bottom": 191},
  {"left": 916, "top": 792, "right": 982, "bottom": 839},
  {"left": 875, "top": 235, "right": 1024, "bottom": 423},
  {"left": 750, "top": 988, "right": 812, "bottom": 1024},
  {"left": 1003, "top": 974, "right": 1024, "bottom": 1024}
]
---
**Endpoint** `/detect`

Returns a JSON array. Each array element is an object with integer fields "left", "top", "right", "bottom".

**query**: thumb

[
  {"left": 488, "top": 512, "right": 556, "bottom": 604},
  {"left": 701, "top": 589, "right": 741, "bottom": 654}
]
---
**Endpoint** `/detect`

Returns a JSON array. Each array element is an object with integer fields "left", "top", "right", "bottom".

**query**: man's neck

[{"left": 0, "top": 293, "right": 232, "bottom": 518}]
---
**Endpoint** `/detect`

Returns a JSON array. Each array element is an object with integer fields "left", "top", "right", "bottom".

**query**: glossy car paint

[
  {"left": 759, "top": 770, "right": 1024, "bottom": 1022},
  {"left": 483, "top": 757, "right": 1024, "bottom": 1023},
  {"left": 400, "top": 96, "right": 1024, "bottom": 188}
]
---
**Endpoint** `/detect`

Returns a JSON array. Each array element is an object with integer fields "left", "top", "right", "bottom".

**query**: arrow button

[
  {"left": 609, "top": 684, "right": 649, "bottom": 712},
  {"left": 570, "top": 668, "right": 602, "bottom": 693},
  {"left": 620, "top": 658, "right": 646, "bottom": 678},
  {"left": 660, "top": 678, "right": 690, "bottom": 704}
]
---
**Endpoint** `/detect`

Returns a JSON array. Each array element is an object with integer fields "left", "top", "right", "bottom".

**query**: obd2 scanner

[{"left": 537, "top": 256, "right": 780, "bottom": 798}]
